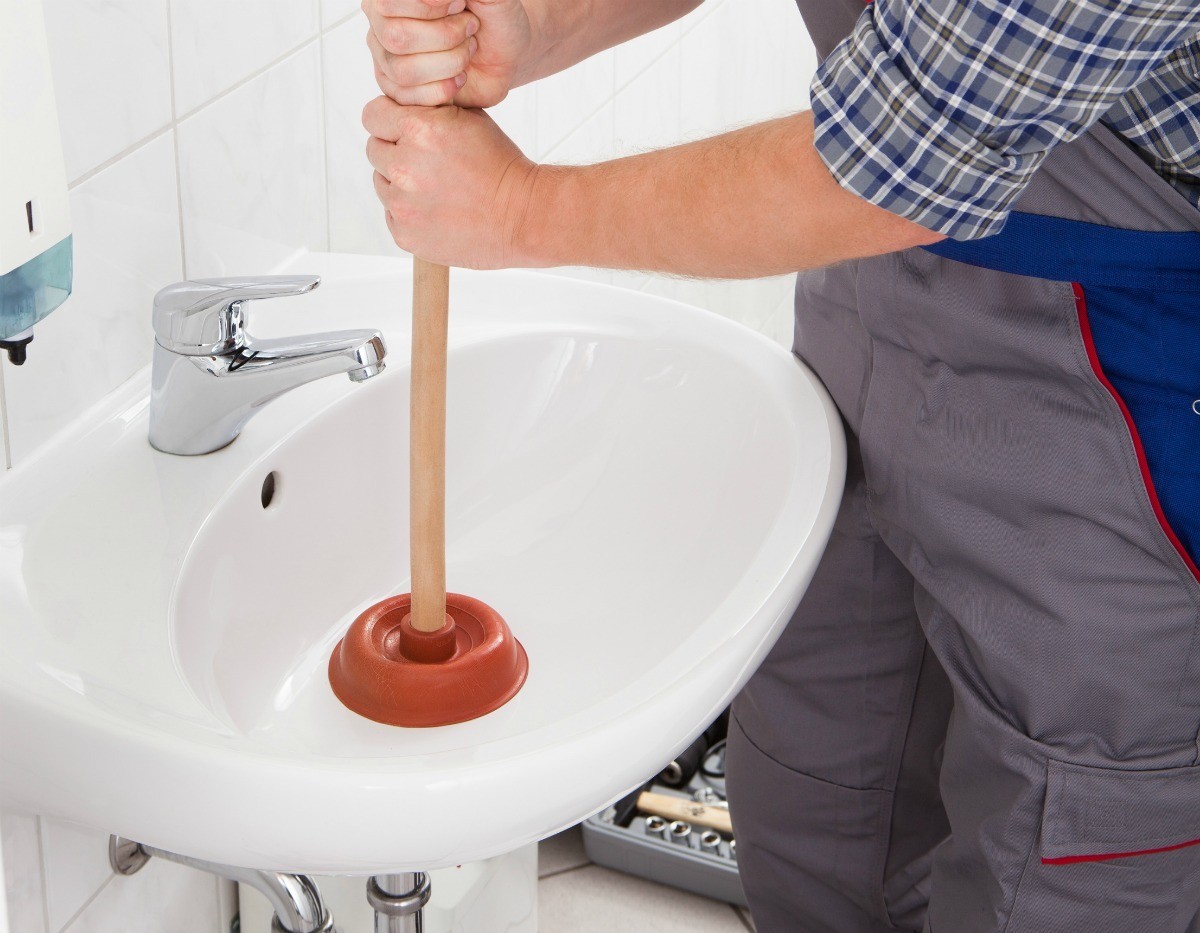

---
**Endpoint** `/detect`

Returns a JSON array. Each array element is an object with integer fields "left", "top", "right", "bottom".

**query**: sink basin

[{"left": 0, "top": 253, "right": 843, "bottom": 873}]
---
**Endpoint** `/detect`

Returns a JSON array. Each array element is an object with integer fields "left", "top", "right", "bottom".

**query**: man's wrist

[
  {"left": 508, "top": 162, "right": 574, "bottom": 268},
  {"left": 512, "top": 0, "right": 568, "bottom": 88}
]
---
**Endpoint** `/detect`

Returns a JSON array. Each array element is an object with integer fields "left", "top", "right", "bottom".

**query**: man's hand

[
  {"left": 363, "top": 0, "right": 534, "bottom": 108},
  {"left": 364, "top": 96, "right": 539, "bottom": 268}
]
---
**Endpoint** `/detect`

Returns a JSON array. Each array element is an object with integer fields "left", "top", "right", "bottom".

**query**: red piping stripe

[
  {"left": 1053, "top": 285, "right": 1200, "bottom": 866},
  {"left": 1073, "top": 283, "right": 1200, "bottom": 584},
  {"left": 1043, "top": 835, "right": 1200, "bottom": 866}
]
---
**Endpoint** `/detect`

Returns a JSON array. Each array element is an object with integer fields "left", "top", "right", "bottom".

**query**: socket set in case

[{"left": 580, "top": 716, "right": 746, "bottom": 907}]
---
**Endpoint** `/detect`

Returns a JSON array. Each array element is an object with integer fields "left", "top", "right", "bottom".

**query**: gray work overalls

[{"left": 724, "top": 2, "right": 1200, "bottom": 930}]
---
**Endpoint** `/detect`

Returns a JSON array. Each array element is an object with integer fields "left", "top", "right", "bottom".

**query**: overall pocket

[{"left": 1004, "top": 759, "right": 1200, "bottom": 932}]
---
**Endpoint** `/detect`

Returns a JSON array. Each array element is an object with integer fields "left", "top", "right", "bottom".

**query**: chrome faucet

[{"left": 148, "top": 275, "right": 386, "bottom": 455}]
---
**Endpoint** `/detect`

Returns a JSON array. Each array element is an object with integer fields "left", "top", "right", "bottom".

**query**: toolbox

[{"left": 580, "top": 712, "right": 746, "bottom": 907}]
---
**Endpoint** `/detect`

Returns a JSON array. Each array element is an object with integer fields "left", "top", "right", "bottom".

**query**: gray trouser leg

[
  {"left": 732, "top": 192, "right": 1200, "bottom": 928},
  {"left": 727, "top": 441, "right": 952, "bottom": 933}
]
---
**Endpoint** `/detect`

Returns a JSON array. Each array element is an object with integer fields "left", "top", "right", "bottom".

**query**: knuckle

[
  {"left": 443, "top": 16, "right": 465, "bottom": 44},
  {"left": 408, "top": 117, "right": 435, "bottom": 146},
  {"left": 361, "top": 95, "right": 389, "bottom": 132},
  {"left": 391, "top": 57, "right": 418, "bottom": 85},
  {"left": 382, "top": 21, "right": 411, "bottom": 53}
]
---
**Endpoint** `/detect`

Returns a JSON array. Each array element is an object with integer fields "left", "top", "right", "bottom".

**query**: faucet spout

[
  {"left": 214, "top": 329, "right": 387, "bottom": 385},
  {"left": 148, "top": 275, "right": 389, "bottom": 455}
]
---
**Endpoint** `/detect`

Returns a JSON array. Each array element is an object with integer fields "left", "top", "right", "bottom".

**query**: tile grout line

[
  {"left": 0, "top": 361, "right": 11, "bottom": 470},
  {"left": 537, "top": 861, "right": 592, "bottom": 881},
  {"left": 318, "top": 26, "right": 333, "bottom": 253},
  {"left": 544, "top": 0, "right": 730, "bottom": 158},
  {"left": 34, "top": 817, "right": 49, "bottom": 933},
  {"left": 69, "top": 9, "right": 361, "bottom": 196},
  {"left": 66, "top": 124, "right": 175, "bottom": 191},
  {"left": 324, "top": 9, "right": 361, "bottom": 33},
  {"left": 165, "top": 0, "right": 188, "bottom": 279},
  {"left": 547, "top": 0, "right": 729, "bottom": 163},
  {"left": 56, "top": 872, "right": 114, "bottom": 933},
  {"left": 173, "top": 35, "right": 323, "bottom": 126}
]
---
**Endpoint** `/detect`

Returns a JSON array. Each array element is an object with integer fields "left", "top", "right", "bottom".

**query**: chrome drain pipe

[
  {"left": 109, "top": 836, "right": 335, "bottom": 933},
  {"left": 367, "top": 872, "right": 431, "bottom": 932}
]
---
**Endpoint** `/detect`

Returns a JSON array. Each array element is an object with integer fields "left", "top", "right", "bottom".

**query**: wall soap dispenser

[{"left": 0, "top": 0, "right": 72, "bottom": 365}]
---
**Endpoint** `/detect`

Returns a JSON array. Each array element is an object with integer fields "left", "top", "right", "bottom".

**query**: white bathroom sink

[{"left": 0, "top": 253, "right": 843, "bottom": 873}]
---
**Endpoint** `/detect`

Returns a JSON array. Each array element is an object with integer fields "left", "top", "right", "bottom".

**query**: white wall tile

[
  {"left": 488, "top": 83, "right": 539, "bottom": 162},
  {"left": 534, "top": 51, "right": 615, "bottom": 161},
  {"left": 614, "top": 20, "right": 681, "bottom": 91},
  {"left": 760, "top": 289, "right": 798, "bottom": 348},
  {"left": 43, "top": 0, "right": 173, "bottom": 181},
  {"left": 322, "top": 17, "right": 400, "bottom": 256},
  {"left": 39, "top": 820, "right": 112, "bottom": 932},
  {"left": 613, "top": 45, "right": 682, "bottom": 156},
  {"left": 0, "top": 366, "right": 11, "bottom": 470},
  {"left": 170, "top": 0, "right": 320, "bottom": 116},
  {"left": 2, "top": 811, "right": 48, "bottom": 933},
  {"left": 178, "top": 47, "right": 328, "bottom": 277},
  {"left": 542, "top": 101, "right": 615, "bottom": 165},
  {"left": 62, "top": 858, "right": 220, "bottom": 933},
  {"left": 678, "top": 0, "right": 813, "bottom": 142},
  {"left": 4, "top": 133, "right": 182, "bottom": 465},
  {"left": 637, "top": 273, "right": 796, "bottom": 331},
  {"left": 321, "top": 0, "right": 361, "bottom": 28}
]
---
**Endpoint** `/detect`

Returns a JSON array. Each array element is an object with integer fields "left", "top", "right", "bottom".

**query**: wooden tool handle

[
  {"left": 636, "top": 791, "right": 733, "bottom": 834},
  {"left": 410, "top": 258, "right": 450, "bottom": 633}
]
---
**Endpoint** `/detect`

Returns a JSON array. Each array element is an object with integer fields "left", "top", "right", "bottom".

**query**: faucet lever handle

[{"left": 152, "top": 275, "right": 321, "bottom": 356}]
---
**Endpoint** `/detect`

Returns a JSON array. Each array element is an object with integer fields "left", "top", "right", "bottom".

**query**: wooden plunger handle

[{"left": 410, "top": 258, "right": 450, "bottom": 632}]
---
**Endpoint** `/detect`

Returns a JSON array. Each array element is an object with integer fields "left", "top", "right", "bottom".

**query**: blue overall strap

[
  {"left": 925, "top": 212, "right": 1200, "bottom": 570},
  {"left": 925, "top": 212, "right": 1200, "bottom": 289}
]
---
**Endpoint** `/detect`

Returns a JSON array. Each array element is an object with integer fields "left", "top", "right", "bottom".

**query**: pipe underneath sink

[
  {"left": 367, "top": 872, "right": 430, "bottom": 932},
  {"left": 110, "top": 835, "right": 335, "bottom": 933}
]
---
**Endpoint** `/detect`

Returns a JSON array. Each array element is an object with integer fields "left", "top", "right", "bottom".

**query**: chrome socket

[
  {"left": 729, "top": 838, "right": 737, "bottom": 861},
  {"left": 699, "top": 830, "right": 722, "bottom": 853},
  {"left": 668, "top": 821, "right": 693, "bottom": 847},
  {"left": 644, "top": 815, "right": 668, "bottom": 839}
]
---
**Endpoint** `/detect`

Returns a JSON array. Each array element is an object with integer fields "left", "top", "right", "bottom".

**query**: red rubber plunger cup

[
  {"left": 328, "top": 592, "right": 528, "bottom": 727},
  {"left": 328, "top": 261, "right": 528, "bottom": 727}
]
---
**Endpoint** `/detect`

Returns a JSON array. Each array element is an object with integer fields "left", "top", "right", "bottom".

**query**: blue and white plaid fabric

[{"left": 810, "top": 0, "right": 1200, "bottom": 240}]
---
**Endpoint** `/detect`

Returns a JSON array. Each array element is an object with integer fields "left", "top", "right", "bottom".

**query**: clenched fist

[
  {"left": 364, "top": 96, "right": 542, "bottom": 268},
  {"left": 363, "top": 0, "right": 535, "bottom": 108}
]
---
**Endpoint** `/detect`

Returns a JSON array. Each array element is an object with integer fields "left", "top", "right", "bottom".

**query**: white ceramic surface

[
  {"left": 176, "top": 45, "right": 327, "bottom": 278},
  {"left": 170, "top": 0, "right": 320, "bottom": 116},
  {"left": 0, "top": 254, "right": 842, "bottom": 874},
  {"left": 322, "top": 17, "right": 401, "bottom": 258},
  {"left": 43, "top": 0, "right": 172, "bottom": 182}
]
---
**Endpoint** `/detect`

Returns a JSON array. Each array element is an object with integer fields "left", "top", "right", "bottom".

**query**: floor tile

[
  {"left": 537, "top": 826, "right": 589, "bottom": 878},
  {"left": 538, "top": 863, "right": 746, "bottom": 932}
]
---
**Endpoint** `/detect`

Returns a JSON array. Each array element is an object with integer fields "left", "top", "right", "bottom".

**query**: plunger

[{"left": 328, "top": 258, "right": 529, "bottom": 727}]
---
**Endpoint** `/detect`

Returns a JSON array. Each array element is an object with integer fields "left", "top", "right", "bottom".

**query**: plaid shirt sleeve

[{"left": 810, "top": 0, "right": 1200, "bottom": 240}]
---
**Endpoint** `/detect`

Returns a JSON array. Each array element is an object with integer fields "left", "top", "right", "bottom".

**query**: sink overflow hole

[{"left": 261, "top": 471, "right": 279, "bottom": 509}]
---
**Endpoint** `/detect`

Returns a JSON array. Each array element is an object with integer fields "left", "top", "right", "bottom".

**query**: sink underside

[{"left": 0, "top": 255, "right": 844, "bottom": 872}]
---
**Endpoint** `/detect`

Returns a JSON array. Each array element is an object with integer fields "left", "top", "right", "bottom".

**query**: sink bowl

[{"left": 0, "top": 254, "right": 843, "bottom": 872}]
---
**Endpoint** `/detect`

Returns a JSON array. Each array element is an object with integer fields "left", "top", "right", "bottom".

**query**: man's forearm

[
  {"left": 518, "top": 0, "right": 703, "bottom": 86},
  {"left": 515, "top": 112, "right": 944, "bottom": 277}
]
